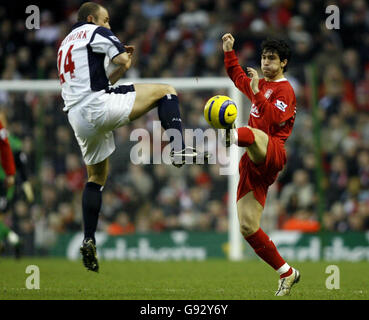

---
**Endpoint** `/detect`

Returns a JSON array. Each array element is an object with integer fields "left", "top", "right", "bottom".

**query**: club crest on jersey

[
  {"left": 275, "top": 100, "right": 287, "bottom": 112},
  {"left": 264, "top": 89, "right": 273, "bottom": 99},
  {"left": 109, "top": 35, "right": 120, "bottom": 42},
  {"left": 250, "top": 104, "right": 260, "bottom": 118}
]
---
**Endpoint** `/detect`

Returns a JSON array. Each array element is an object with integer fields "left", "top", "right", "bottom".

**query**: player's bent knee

[
  {"left": 87, "top": 171, "right": 108, "bottom": 186},
  {"left": 88, "top": 175, "right": 106, "bottom": 187},
  {"left": 86, "top": 160, "right": 108, "bottom": 186},
  {"left": 248, "top": 127, "right": 268, "bottom": 143},
  {"left": 239, "top": 221, "right": 259, "bottom": 238},
  {"left": 161, "top": 84, "right": 177, "bottom": 97},
  {"left": 150, "top": 84, "right": 177, "bottom": 99}
]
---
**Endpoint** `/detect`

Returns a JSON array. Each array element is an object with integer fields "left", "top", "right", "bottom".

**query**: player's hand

[
  {"left": 124, "top": 46, "right": 134, "bottom": 69},
  {"left": 247, "top": 67, "right": 260, "bottom": 94},
  {"left": 5, "top": 175, "right": 15, "bottom": 189},
  {"left": 124, "top": 45, "right": 135, "bottom": 56},
  {"left": 222, "top": 33, "right": 234, "bottom": 52}
]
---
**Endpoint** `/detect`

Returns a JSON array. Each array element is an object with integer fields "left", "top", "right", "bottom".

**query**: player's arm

[
  {"left": 109, "top": 45, "right": 134, "bottom": 85},
  {"left": 89, "top": 27, "right": 131, "bottom": 85},
  {"left": 222, "top": 33, "right": 254, "bottom": 101},
  {"left": 0, "top": 121, "right": 15, "bottom": 188}
]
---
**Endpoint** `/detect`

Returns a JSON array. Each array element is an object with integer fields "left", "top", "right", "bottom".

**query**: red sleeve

[
  {"left": 224, "top": 50, "right": 254, "bottom": 100},
  {"left": 0, "top": 122, "right": 16, "bottom": 176},
  {"left": 252, "top": 86, "right": 296, "bottom": 125}
]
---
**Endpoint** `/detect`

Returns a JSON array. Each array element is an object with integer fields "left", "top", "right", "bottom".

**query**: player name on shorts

[{"left": 61, "top": 30, "right": 89, "bottom": 46}]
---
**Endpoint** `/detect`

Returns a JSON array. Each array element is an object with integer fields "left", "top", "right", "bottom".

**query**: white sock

[
  {"left": 277, "top": 263, "right": 291, "bottom": 276},
  {"left": 7, "top": 231, "right": 19, "bottom": 245}
]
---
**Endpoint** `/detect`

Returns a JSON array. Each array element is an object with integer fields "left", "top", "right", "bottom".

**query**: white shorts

[{"left": 67, "top": 83, "right": 136, "bottom": 165}]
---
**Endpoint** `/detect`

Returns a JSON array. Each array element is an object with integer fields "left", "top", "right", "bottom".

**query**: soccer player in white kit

[{"left": 58, "top": 2, "right": 207, "bottom": 272}]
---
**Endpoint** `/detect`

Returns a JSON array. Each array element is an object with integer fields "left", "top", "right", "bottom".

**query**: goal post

[{"left": 0, "top": 78, "right": 244, "bottom": 261}]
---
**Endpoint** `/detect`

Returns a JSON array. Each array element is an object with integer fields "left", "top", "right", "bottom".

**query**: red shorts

[{"left": 237, "top": 137, "right": 286, "bottom": 207}]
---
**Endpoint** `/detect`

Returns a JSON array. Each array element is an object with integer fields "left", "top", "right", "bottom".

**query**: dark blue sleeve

[{"left": 89, "top": 26, "right": 126, "bottom": 59}]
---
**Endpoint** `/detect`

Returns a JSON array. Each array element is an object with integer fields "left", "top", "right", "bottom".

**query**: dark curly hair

[{"left": 261, "top": 38, "right": 292, "bottom": 72}]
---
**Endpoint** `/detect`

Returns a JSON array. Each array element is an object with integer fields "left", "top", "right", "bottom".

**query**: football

[{"left": 203, "top": 95, "right": 237, "bottom": 129}]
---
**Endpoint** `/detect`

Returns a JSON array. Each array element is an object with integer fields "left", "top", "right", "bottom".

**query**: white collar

[{"left": 271, "top": 77, "right": 287, "bottom": 82}]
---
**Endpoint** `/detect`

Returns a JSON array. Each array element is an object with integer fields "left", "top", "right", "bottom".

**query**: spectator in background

[
  {"left": 141, "top": 0, "right": 165, "bottom": 19},
  {"left": 327, "top": 154, "right": 349, "bottom": 206},
  {"left": 355, "top": 64, "right": 369, "bottom": 112},
  {"left": 357, "top": 150, "right": 369, "bottom": 195},
  {"left": 106, "top": 211, "right": 135, "bottom": 236},
  {"left": 319, "top": 64, "right": 355, "bottom": 119},
  {"left": 281, "top": 209, "right": 320, "bottom": 233},
  {"left": 280, "top": 169, "right": 314, "bottom": 214},
  {"left": 342, "top": 48, "right": 362, "bottom": 84},
  {"left": 177, "top": 0, "right": 209, "bottom": 32},
  {"left": 35, "top": 11, "right": 60, "bottom": 45}
]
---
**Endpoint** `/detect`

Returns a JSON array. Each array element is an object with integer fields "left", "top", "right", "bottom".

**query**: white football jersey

[{"left": 57, "top": 22, "right": 125, "bottom": 111}]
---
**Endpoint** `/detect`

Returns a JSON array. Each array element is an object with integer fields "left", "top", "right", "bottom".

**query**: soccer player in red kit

[
  {"left": 0, "top": 120, "right": 15, "bottom": 187},
  {"left": 0, "top": 118, "right": 18, "bottom": 255},
  {"left": 222, "top": 33, "right": 300, "bottom": 296}
]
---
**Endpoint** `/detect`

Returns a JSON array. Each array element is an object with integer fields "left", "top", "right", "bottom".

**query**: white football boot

[
  {"left": 170, "top": 146, "right": 211, "bottom": 168},
  {"left": 275, "top": 268, "right": 301, "bottom": 296}
]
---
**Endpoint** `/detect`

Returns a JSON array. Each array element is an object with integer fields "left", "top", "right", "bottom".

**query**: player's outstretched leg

[
  {"left": 237, "top": 192, "right": 300, "bottom": 296},
  {"left": 131, "top": 83, "right": 210, "bottom": 167}
]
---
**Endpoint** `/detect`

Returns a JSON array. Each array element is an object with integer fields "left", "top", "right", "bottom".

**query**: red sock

[
  {"left": 236, "top": 127, "right": 255, "bottom": 147},
  {"left": 245, "top": 228, "right": 286, "bottom": 271}
]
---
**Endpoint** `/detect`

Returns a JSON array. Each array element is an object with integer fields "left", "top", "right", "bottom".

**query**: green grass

[{"left": 0, "top": 258, "right": 368, "bottom": 300}]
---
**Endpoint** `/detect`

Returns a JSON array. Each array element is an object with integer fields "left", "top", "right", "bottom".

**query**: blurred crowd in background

[{"left": 0, "top": 0, "right": 369, "bottom": 254}]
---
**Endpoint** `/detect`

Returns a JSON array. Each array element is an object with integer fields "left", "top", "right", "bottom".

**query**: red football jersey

[
  {"left": 0, "top": 120, "right": 16, "bottom": 176},
  {"left": 224, "top": 50, "right": 296, "bottom": 142}
]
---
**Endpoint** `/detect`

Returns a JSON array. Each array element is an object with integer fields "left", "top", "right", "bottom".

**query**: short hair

[
  {"left": 77, "top": 2, "right": 101, "bottom": 22},
  {"left": 261, "top": 38, "right": 292, "bottom": 72}
]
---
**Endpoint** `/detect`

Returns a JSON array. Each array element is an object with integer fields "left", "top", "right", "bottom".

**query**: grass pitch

[{"left": 0, "top": 258, "right": 368, "bottom": 300}]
